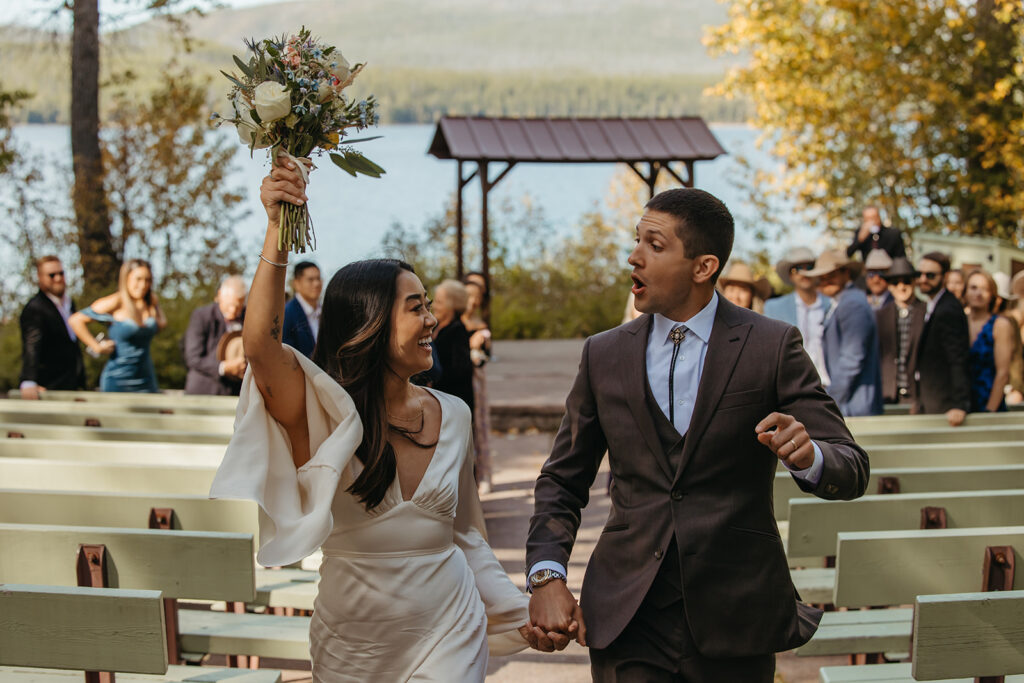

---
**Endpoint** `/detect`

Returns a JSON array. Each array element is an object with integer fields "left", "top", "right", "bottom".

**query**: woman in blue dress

[
  {"left": 964, "top": 269, "right": 1014, "bottom": 412},
  {"left": 70, "top": 258, "right": 167, "bottom": 392}
]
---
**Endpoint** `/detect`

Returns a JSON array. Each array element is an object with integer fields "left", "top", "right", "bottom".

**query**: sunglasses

[
  {"left": 46, "top": 271, "right": 65, "bottom": 279},
  {"left": 791, "top": 263, "right": 815, "bottom": 272},
  {"left": 867, "top": 270, "right": 886, "bottom": 278},
  {"left": 888, "top": 277, "right": 915, "bottom": 286},
  {"left": 919, "top": 271, "right": 942, "bottom": 280}
]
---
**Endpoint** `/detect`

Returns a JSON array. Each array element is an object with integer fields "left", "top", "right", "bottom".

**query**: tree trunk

[{"left": 71, "top": 0, "right": 119, "bottom": 295}]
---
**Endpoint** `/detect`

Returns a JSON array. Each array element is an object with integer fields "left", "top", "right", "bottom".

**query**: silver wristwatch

[{"left": 528, "top": 568, "right": 566, "bottom": 591}]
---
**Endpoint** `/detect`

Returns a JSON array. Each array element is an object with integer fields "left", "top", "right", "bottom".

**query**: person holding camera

[{"left": 69, "top": 258, "right": 167, "bottom": 393}]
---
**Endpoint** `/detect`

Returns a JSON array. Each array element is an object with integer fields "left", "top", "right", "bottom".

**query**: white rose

[
  {"left": 234, "top": 99, "right": 270, "bottom": 149},
  {"left": 317, "top": 79, "right": 334, "bottom": 103},
  {"left": 253, "top": 81, "right": 292, "bottom": 123},
  {"left": 330, "top": 54, "right": 352, "bottom": 82}
]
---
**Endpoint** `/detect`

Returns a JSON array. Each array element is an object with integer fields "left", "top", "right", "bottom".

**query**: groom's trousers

[{"left": 588, "top": 539, "right": 775, "bottom": 683}]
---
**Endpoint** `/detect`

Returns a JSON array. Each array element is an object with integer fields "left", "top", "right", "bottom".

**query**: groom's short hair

[{"left": 646, "top": 188, "right": 734, "bottom": 284}]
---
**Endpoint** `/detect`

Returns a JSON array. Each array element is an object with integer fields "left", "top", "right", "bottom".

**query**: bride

[{"left": 210, "top": 157, "right": 572, "bottom": 681}]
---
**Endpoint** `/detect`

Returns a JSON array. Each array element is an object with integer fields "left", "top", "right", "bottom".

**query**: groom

[{"left": 525, "top": 189, "right": 869, "bottom": 681}]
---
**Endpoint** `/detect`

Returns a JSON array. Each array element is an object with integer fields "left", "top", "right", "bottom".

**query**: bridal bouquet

[{"left": 214, "top": 28, "right": 384, "bottom": 253}]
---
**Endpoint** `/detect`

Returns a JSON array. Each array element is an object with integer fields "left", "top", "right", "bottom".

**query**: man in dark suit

[
  {"left": 876, "top": 258, "right": 925, "bottom": 405},
  {"left": 19, "top": 255, "right": 85, "bottom": 398},
  {"left": 846, "top": 205, "right": 907, "bottom": 261},
  {"left": 524, "top": 189, "right": 869, "bottom": 681},
  {"left": 282, "top": 261, "right": 321, "bottom": 357},
  {"left": 184, "top": 276, "right": 248, "bottom": 396},
  {"left": 914, "top": 252, "right": 971, "bottom": 426}
]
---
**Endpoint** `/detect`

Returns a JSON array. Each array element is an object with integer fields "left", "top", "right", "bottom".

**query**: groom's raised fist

[{"left": 755, "top": 412, "right": 815, "bottom": 471}]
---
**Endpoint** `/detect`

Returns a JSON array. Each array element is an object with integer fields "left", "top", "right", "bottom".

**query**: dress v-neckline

[{"left": 393, "top": 388, "right": 446, "bottom": 503}]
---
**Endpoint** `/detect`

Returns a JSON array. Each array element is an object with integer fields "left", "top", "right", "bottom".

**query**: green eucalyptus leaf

[
  {"left": 220, "top": 71, "right": 244, "bottom": 88},
  {"left": 233, "top": 55, "right": 255, "bottom": 78},
  {"left": 330, "top": 153, "right": 358, "bottom": 177},
  {"left": 341, "top": 136, "right": 383, "bottom": 145}
]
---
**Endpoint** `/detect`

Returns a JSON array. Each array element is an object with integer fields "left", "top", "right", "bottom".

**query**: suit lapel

[
  {"left": 618, "top": 315, "right": 675, "bottom": 480},
  {"left": 675, "top": 300, "right": 752, "bottom": 482}
]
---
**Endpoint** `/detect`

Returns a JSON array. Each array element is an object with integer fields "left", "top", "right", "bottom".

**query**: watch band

[{"left": 528, "top": 568, "right": 566, "bottom": 591}]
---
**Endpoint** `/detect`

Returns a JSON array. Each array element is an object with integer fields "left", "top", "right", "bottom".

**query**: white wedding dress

[{"left": 210, "top": 347, "right": 529, "bottom": 682}]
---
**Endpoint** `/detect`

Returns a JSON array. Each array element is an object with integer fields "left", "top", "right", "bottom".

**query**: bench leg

[
  {"left": 225, "top": 601, "right": 253, "bottom": 669},
  {"left": 84, "top": 673, "right": 114, "bottom": 683},
  {"left": 164, "top": 598, "right": 181, "bottom": 665},
  {"left": 849, "top": 653, "right": 885, "bottom": 665}
]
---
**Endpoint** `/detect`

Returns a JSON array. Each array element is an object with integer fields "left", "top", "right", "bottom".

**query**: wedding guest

[
  {"left": 964, "top": 269, "right": 1013, "bottom": 413},
  {"left": 915, "top": 252, "right": 971, "bottom": 425},
  {"left": 184, "top": 275, "right": 248, "bottom": 396},
  {"left": 807, "top": 249, "right": 883, "bottom": 416},
  {"left": 432, "top": 279, "right": 475, "bottom": 412},
  {"left": 283, "top": 260, "right": 321, "bottom": 357},
  {"left": 463, "top": 274, "right": 493, "bottom": 493},
  {"left": 945, "top": 269, "right": 966, "bottom": 304},
  {"left": 718, "top": 261, "right": 771, "bottom": 312},
  {"left": 846, "top": 204, "right": 906, "bottom": 261},
  {"left": 18, "top": 256, "right": 85, "bottom": 399},
  {"left": 211, "top": 157, "right": 532, "bottom": 681},
  {"left": 69, "top": 258, "right": 166, "bottom": 393},
  {"left": 876, "top": 259, "right": 924, "bottom": 404},
  {"left": 763, "top": 246, "right": 832, "bottom": 383},
  {"left": 864, "top": 249, "right": 894, "bottom": 311}
]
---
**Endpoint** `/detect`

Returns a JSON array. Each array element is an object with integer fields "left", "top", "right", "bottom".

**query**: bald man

[{"left": 184, "top": 276, "right": 248, "bottom": 395}]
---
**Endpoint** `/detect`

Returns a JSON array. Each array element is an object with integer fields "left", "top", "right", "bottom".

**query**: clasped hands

[{"left": 518, "top": 580, "right": 586, "bottom": 652}]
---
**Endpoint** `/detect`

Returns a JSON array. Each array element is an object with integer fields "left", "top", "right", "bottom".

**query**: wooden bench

[
  {"left": 0, "top": 398, "right": 236, "bottom": 419},
  {"left": 0, "top": 439, "right": 226, "bottom": 466},
  {"left": 818, "top": 590, "right": 1024, "bottom": 682},
  {"left": 855, "top": 441, "right": 1024, "bottom": 469},
  {"left": 0, "top": 584, "right": 281, "bottom": 682},
  {"left": 798, "top": 526, "right": 1024, "bottom": 658},
  {"left": 854, "top": 425, "right": 1024, "bottom": 446},
  {"left": 6, "top": 389, "right": 238, "bottom": 411},
  {"left": 0, "top": 458, "right": 218, "bottom": 496},
  {"left": 846, "top": 411, "right": 1024, "bottom": 433},
  {"left": 774, "top": 464, "right": 1024, "bottom": 520},
  {"left": 0, "top": 422, "right": 229, "bottom": 445},
  {"left": 0, "top": 407, "right": 233, "bottom": 435}
]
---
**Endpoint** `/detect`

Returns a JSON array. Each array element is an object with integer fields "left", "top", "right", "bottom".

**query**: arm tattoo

[{"left": 270, "top": 314, "right": 281, "bottom": 341}]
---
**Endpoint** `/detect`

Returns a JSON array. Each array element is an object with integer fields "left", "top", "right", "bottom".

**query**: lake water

[{"left": 10, "top": 123, "right": 820, "bottom": 277}]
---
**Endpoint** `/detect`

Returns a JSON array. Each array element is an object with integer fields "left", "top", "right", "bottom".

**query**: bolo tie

[{"left": 668, "top": 325, "right": 687, "bottom": 423}]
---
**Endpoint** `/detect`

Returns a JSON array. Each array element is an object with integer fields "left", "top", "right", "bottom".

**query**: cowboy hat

[
  {"left": 882, "top": 258, "right": 919, "bottom": 282},
  {"left": 864, "top": 249, "right": 894, "bottom": 273},
  {"left": 775, "top": 246, "right": 817, "bottom": 286},
  {"left": 804, "top": 249, "right": 864, "bottom": 279},
  {"left": 993, "top": 271, "right": 1016, "bottom": 302},
  {"left": 1012, "top": 270, "right": 1024, "bottom": 301},
  {"left": 216, "top": 330, "right": 245, "bottom": 363},
  {"left": 719, "top": 261, "right": 773, "bottom": 300}
]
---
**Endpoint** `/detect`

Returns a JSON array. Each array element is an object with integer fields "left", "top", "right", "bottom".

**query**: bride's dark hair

[{"left": 312, "top": 258, "right": 417, "bottom": 510}]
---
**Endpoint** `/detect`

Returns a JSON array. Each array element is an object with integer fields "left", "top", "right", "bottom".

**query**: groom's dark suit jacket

[{"left": 527, "top": 299, "right": 869, "bottom": 657}]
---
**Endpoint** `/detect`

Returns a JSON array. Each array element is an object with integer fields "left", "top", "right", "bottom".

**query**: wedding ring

[{"left": 789, "top": 439, "right": 798, "bottom": 453}]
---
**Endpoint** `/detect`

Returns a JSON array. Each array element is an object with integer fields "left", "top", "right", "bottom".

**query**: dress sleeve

[
  {"left": 79, "top": 306, "right": 114, "bottom": 325},
  {"left": 452, "top": 411, "right": 530, "bottom": 657},
  {"left": 209, "top": 345, "right": 364, "bottom": 567}
]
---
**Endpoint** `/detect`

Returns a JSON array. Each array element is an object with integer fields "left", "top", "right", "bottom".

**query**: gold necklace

[{"left": 387, "top": 392, "right": 424, "bottom": 423}]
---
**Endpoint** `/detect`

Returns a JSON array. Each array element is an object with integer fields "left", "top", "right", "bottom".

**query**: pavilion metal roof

[{"left": 428, "top": 116, "right": 726, "bottom": 163}]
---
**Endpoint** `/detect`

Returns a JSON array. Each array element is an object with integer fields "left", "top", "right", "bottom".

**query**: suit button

[
  {"left": 825, "top": 483, "right": 839, "bottom": 495},
  {"left": 654, "top": 549, "right": 664, "bottom": 560},
  {"left": 671, "top": 490, "right": 683, "bottom": 501}
]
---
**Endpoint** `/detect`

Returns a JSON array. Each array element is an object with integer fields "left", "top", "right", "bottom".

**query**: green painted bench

[
  {"left": 0, "top": 584, "right": 282, "bottom": 682},
  {"left": 0, "top": 408, "right": 233, "bottom": 435},
  {"left": 0, "top": 458, "right": 218, "bottom": 496},
  {"left": 0, "top": 439, "right": 226, "bottom": 466},
  {"left": 854, "top": 425, "right": 1024, "bottom": 446},
  {"left": 818, "top": 590, "right": 1024, "bottom": 682},
  {"left": 847, "top": 411, "right": 1024, "bottom": 433},
  {"left": 857, "top": 441, "right": 1024, "bottom": 469},
  {"left": 774, "top": 464, "right": 1024, "bottom": 520},
  {"left": 6, "top": 389, "right": 238, "bottom": 411},
  {"left": 797, "top": 526, "right": 1024, "bottom": 657},
  {"left": 0, "top": 398, "right": 236, "bottom": 419},
  {"left": 0, "top": 422, "right": 229, "bottom": 445}
]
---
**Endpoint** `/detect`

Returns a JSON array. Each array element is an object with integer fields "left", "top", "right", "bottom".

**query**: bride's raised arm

[{"left": 243, "top": 157, "right": 313, "bottom": 468}]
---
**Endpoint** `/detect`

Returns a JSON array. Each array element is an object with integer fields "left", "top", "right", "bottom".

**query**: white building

[{"left": 911, "top": 232, "right": 1024, "bottom": 278}]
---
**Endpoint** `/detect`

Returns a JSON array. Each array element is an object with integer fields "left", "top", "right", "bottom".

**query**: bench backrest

[
  {"left": 0, "top": 397, "right": 237, "bottom": 417},
  {"left": 0, "top": 489, "right": 258, "bottom": 537},
  {"left": 847, "top": 411, "right": 1024, "bottom": 433},
  {"left": 857, "top": 441, "right": 1024, "bottom": 469},
  {"left": 0, "top": 439, "right": 226, "bottom": 466},
  {"left": 912, "top": 590, "right": 1024, "bottom": 680},
  {"left": 0, "top": 584, "right": 168, "bottom": 674},
  {"left": 0, "top": 458, "right": 217, "bottom": 495},
  {"left": 0, "top": 523, "right": 255, "bottom": 602},
  {"left": 0, "top": 408, "right": 233, "bottom": 435},
  {"left": 7, "top": 389, "right": 238, "bottom": 410},
  {"left": 854, "top": 426, "right": 1024, "bottom": 446},
  {"left": 787, "top": 489, "right": 1024, "bottom": 556},
  {"left": 832, "top": 526, "right": 1024, "bottom": 607},
  {"left": 0, "top": 422, "right": 229, "bottom": 445},
  {"left": 774, "top": 464, "right": 1024, "bottom": 520}
]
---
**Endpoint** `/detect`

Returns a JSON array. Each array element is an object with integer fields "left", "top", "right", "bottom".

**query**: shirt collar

[
  {"left": 651, "top": 291, "right": 719, "bottom": 345},
  {"left": 296, "top": 295, "right": 320, "bottom": 317},
  {"left": 795, "top": 293, "right": 824, "bottom": 311},
  {"left": 44, "top": 291, "right": 70, "bottom": 311}
]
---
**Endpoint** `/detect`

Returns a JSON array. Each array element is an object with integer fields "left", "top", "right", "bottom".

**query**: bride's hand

[{"left": 260, "top": 155, "right": 310, "bottom": 226}]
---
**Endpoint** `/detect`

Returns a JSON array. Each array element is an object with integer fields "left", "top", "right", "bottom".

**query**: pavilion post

[
  {"left": 480, "top": 160, "right": 491, "bottom": 294},
  {"left": 455, "top": 161, "right": 464, "bottom": 279}
]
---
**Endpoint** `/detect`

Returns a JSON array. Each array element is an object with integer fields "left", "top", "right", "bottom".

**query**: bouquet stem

[{"left": 278, "top": 200, "right": 315, "bottom": 253}]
